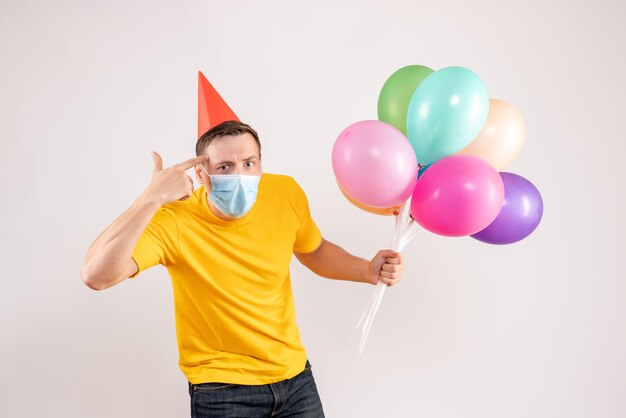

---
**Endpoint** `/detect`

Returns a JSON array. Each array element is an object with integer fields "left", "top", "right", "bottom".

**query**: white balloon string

[
  {"left": 397, "top": 219, "right": 422, "bottom": 252},
  {"left": 359, "top": 282, "right": 387, "bottom": 355},
  {"left": 357, "top": 207, "right": 405, "bottom": 332},
  {"left": 357, "top": 204, "right": 405, "bottom": 352},
  {"left": 357, "top": 198, "right": 422, "bottom": 355}
]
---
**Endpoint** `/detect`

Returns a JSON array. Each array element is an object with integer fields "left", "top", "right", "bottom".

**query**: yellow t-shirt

[{"left": 129, "top": 173, "right": 322, "bottom": 385}]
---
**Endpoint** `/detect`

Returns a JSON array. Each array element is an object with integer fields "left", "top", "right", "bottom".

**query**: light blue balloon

[{"left": 406, "top": 66, "right": 489, "bottom": 165}]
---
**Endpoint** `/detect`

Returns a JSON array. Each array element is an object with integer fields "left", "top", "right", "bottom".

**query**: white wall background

[{"left": 1, "top": 0, "right": 625, "bottom": 416}]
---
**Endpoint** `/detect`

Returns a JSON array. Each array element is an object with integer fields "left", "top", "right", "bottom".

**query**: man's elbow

[
  {"left": 80, "top": 264, "right": 112, "bottom": 291},
  {"left": 80, "top": 264, "right": 102, "bottom": 290}
]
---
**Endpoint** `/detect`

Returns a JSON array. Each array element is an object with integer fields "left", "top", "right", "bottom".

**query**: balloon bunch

[{"left": 332, "top": 65, "right": 544, "bottom": 354}]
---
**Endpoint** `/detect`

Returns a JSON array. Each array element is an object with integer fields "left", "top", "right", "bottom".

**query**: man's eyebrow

[
  {"left": 213, "top": 156, "right": 258, "bottom": 166},
  {"left": 213, "top": 160, "right": 234, "bottom": 166}
]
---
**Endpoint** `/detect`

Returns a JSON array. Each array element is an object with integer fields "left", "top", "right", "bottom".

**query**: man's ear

[{"left": 193, "top": 165, "right": 204, "bottom": 185}]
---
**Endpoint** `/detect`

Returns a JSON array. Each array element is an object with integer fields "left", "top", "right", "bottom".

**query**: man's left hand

[{"left": 367, "top": 250, "right": 404, "bottom": 287}]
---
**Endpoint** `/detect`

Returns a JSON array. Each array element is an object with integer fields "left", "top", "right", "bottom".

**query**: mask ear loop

[{"left": 198, "top": 162, "right": 212, "bottom": 186}]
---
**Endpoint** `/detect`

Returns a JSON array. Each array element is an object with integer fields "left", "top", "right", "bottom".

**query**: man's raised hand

[{"left": 144, "top": 152, "right": 209, "bottom": 206}]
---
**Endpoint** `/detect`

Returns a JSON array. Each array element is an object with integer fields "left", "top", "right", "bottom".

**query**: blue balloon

[
  {"left": 417, "top": 163, "right": 432, "bottom": 179},
  {"left": 407, "top": 66, "right": 489, "bottom": 165}
]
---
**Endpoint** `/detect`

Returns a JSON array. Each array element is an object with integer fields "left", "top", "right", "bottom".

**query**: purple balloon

[{"left": 471, "top": 172, "right": 543, "bottom": 245}]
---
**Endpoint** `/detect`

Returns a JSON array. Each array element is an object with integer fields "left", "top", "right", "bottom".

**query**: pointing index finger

[{"left": 176, "top": 154, "right": 209, "bottom": 170}]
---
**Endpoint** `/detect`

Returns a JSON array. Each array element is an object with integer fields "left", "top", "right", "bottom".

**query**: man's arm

[
  {"left": 80, "top": 194, "right": 161, "bottom": 290},
  {"left": 294, "top": 238, "right": 404, "bottom": 287},
  {"left": 80, "top": 152, "right": 209, "bottom": 291}
]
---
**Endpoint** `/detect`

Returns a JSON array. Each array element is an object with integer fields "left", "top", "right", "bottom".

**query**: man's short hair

[{"left": 196, "top": 120, "right": 261, "bottom": 157}]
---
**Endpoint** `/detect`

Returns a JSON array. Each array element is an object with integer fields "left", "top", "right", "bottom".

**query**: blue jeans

[{"left": 188, "top": 359, "right": 325, "bottom": 417}]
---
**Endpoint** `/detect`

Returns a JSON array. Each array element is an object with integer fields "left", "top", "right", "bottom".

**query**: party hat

[{"left": 198, "top": 71, "right": 240, "bottom": 139}]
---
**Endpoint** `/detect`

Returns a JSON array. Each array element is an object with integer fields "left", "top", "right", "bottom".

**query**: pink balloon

[
  {"left": 332, "top": 120, "right": 418, "bottom": 208},
  {"left": 410, "top": 155, "right": 504, "bottom": 237}
]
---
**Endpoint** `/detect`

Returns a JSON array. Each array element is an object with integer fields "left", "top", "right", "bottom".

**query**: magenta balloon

[
  {"left": 410, "top": 155, "right": 504, "bottom": 237},
  {"left": 332, "top": 120, "right": 418, "bottom": 208}
]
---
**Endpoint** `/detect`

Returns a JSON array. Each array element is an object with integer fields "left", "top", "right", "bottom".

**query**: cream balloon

[{"left": 456, "top": 99, "right": 525, "bottom": 170}]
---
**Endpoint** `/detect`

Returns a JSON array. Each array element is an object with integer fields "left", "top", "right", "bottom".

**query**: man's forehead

[{"left": 204, "top": 134, "right": 259, "bottom": 158}]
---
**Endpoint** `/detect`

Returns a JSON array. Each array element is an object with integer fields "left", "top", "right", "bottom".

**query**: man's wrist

[
  {"left": 135, "top": 190, "right": 163, "bottom": 210},
  {"left": 361, "top": 259, "right": 376, "bottom": 285}
]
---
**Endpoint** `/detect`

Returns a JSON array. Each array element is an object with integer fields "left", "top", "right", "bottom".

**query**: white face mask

[{"left": 200, "top": 164, "right": 261, "bottom": 218}]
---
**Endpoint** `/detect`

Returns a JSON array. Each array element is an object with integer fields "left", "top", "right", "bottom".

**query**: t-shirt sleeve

[
  {"left": 129, "top": 208, "right": 180, "bottom": 278},
  {"left": 292, "top": 179, "right": 323, "bottom": 254}
]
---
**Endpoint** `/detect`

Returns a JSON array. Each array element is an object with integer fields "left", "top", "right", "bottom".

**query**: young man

[{"left": 81, "top": 120, "right": 405, "bottom": 417}]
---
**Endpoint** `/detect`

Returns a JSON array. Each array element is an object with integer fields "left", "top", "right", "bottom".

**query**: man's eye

[
  {"left": 245, "top": 161, "right": 255, "bottom": 167},
  {"left": 218, "top": 165, "right": 229, "bottom": 170}
]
